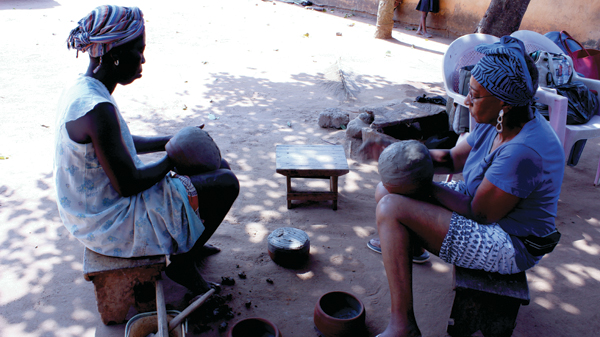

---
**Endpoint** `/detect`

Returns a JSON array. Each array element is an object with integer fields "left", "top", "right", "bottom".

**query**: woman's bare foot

[
  {"left": 165, "top": 259, "right": 212, "bottom": 295},
  {"left": 198, "top": 243, "right": 221, "bottom": 256}
]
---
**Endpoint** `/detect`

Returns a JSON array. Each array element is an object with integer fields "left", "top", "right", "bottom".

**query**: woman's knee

[
  {"left": 219, "top": 170, "right": 240, "bottom": 199},
  {"left": 191, "top": 169, "right": 239, "bottom": 200},
  {"left": 376, "top": 194, "right": 412, "bottom": 228},
  {"left": 375, "top": 182, "right": 390, "bottom": 203}
]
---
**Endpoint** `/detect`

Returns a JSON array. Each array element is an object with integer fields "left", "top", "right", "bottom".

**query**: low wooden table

[{"left": 276, "top": 145, "right": 349, "bottom": 210}]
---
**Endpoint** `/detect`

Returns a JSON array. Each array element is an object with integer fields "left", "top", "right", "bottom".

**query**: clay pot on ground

[
  {"left": 267, "top": 227, "right": 310, "bottom": 268},
  {"left": 227, "top": 317, "right": 282, "bottom": 337},
  {"left": 313, "top": 291, "right": 366, "bottom": 337}
]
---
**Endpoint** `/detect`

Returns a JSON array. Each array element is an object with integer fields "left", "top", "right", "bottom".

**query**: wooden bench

[
  {"left": 276, "top": 145, "right": 349, "bottom": 210},
  {"left": 447, "top": 266, "right": 530, "bottom": 337},
  {"left": 83, "top": 248, "right": 167, "bottom": 325}
]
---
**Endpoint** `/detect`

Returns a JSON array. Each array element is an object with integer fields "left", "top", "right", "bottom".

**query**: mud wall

[{"left": 315, "top": 0, "right": 600, "bottom": 48}]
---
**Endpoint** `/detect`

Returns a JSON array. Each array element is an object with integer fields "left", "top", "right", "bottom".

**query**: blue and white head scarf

[
  {"left": 471, "top": 36, "right": 538, "bottom": 107},
  {"left": 67, "top": 5, "right": 144, "bottom": 58}
]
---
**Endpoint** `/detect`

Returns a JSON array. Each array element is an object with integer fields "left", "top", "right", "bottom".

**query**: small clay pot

[
  {"left": 313, "top": 291, "right": 366, "bottom": 337},
  {"left": 227, "top": 317, "right": 282, "bottom": 337},
  {"left": 267, "top": 227, "right": 310, "bottom": 268}
]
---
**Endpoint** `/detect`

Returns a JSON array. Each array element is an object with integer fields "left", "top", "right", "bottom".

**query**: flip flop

[
  {"left": 412, "top": 250, "right": 431, "bottom": 264},
  {"left": 367, "top": 238, "right": 382, "bottom": 253},
  {"left": 368, "top": 238, "right": 431, "bottom": 264}
]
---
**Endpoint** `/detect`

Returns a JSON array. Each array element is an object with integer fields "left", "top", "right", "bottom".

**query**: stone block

[
  {"left": 318, "top": 108, "right": 350, "bottom": 129},
  {"left": 355, "top": 128, "right": 399, "bottom": 162},
  {"left": 346, "top": 117, "right": 371, "bottom": 139}
]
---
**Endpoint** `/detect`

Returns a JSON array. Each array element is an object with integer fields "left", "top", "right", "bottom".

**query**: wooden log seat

[
  {"left": 447, "top": 266, "right": 530, "bottom": 337},
  {"left": 83, "top": 248, "right": 167, "bottom": 325}
]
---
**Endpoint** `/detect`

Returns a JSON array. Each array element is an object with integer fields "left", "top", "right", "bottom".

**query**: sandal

[{"left": 367, "top": 238, "right": 431, "bottom": 264}]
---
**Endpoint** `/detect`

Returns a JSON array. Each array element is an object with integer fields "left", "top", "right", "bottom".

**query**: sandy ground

[{"left": 1, "top": 1, "right": 599, "bottom": 336}]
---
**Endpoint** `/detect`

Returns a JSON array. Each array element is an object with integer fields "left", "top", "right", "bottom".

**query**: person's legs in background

[{"left": 416, "top": 11, "right": 432, "bottom": 38}]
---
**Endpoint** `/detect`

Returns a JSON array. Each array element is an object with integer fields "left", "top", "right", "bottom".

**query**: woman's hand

[{"left": 430, "top": 135, "right": 471, "bottom": 175}]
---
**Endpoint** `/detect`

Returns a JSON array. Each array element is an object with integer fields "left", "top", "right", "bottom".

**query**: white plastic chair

[
  {"left": 442, "top": 33, "right": 570, "bottom": 182},
  {"left": 511, "top": 30, "right": 600, "bottom": 185},
  {"left": 442, "top": 34, "right": 499, "bottom": 108}
]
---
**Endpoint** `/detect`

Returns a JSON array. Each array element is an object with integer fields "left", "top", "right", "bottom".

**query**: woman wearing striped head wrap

[
  {"left": 55, "top": 5, "right": 239, "bottom": 295},
  {"left": 372, "top": 36, "right": 564, "bottom": 337}
]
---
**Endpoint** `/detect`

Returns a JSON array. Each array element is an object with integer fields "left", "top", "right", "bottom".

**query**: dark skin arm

[
  {"left": 132, "top": 123, "right": 204, "bottom": 154},
  {"left": 66, "top": 102, "right": 174, "bottom": 197},
  {"left": 429, "top": 136, "right": 521, "bottom": 223},
  {"left": 132, "top": 135, "right": 171, "bottom": 154}
]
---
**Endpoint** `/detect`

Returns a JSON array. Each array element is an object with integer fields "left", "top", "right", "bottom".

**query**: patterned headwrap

[
  {"left": 471, "top": 36, "right": 538, "bottom": 107},
  {"left": 67, "top": 5, "right": 144, "bottom": 58}
]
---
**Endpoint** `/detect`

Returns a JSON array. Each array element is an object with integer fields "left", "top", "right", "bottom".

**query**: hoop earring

[
  {"left": 93, "top": 57, "right": 102, "bottom": 74},
  {"left": 114, "top": 59, "right": 119, "bottom": 66},
  {"left": 496, "top": 110, "right": 504, "bottom": 133}
]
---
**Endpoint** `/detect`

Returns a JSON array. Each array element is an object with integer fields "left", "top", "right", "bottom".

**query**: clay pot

[
  {"left": 165, "top": 126, "right": 222, "bottom": 175},
  {"left": 313, "top": 291, "right": 366, "bottom": 337},
  {"left": 267, "top": 227, "right": 310, "bottom": 268},
  {"left": 227, "top": 317, "right": 282, "bottom": 337},
  {"left": 377, "top": 140, "right": 433, "bottom": 196}
]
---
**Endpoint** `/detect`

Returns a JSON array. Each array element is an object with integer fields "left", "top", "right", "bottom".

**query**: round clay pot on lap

[
  {"left": 166, "top": 126, "right": 222, "bottom": 175},
  {"left": 378, "top": 140, "right": 434, "bottom": 195}
]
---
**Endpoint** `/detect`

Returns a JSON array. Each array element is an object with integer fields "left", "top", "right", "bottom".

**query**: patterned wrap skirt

[{"left": 438, "top": 181, "right": 521, "bottom": 275}]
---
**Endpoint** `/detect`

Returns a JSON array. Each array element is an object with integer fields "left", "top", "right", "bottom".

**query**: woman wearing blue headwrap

[
  {"left": 55, "top": 5, "right": 239, "bottom": 295},
  {"left": 373, "top": 36, "right": 564, "bottom": 337}
]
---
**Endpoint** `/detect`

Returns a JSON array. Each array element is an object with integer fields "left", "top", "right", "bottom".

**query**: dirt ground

[{"left": 1, "top": 1, "right": 599, "bottom": 336}]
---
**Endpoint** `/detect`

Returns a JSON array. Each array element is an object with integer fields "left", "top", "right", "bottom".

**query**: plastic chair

[
  {"left": 511, "top": 30, "right": 600, "bottom": 185},
  {"left": 442, "top": 33, "right": 566, "bottom": 136},
  {"left": 442, "top": 34, "right": 499, "bottom": 107}
]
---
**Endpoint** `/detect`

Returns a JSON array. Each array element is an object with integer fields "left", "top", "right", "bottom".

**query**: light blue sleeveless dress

[{"left": 54, "top": 75, "right": 204, "bottom": 257}]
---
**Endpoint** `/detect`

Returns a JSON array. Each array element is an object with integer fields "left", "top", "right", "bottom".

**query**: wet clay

[
  {"left": 377, "top": 140, "right": 433, "bottom": 195},
  {"left": 165, "top": 127, "right": 222, "bottom": 175}
]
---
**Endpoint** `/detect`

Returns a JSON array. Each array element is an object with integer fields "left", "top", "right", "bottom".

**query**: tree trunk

[
  {"left": 375, "top": 0, "right": 395, "bottom": 39},
  {"left": 476, "top": 0, "right": 531, "bottom": 37}
]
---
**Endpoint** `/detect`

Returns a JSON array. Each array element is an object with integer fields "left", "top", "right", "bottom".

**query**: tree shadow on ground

[{"left": 1, "top": 69, "right": 599, "bottom": 337}]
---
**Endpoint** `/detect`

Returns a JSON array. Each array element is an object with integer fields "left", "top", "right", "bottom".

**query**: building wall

[{"left": 316, "top": 0, "right": 600, "bottom": 48}]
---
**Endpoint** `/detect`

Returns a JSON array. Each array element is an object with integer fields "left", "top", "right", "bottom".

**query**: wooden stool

[
  {"left": 447, "top": 266, "right": 530, "bottom": 337},
  {"left": 276, "top": 145, "right": 349, "bottom": 210},
  {"left": 83, "top": 248, "right": 167, "bottom": 325}
]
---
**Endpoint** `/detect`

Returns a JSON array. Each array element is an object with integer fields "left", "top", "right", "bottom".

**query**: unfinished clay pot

[
  {"left": 227, "top": 317, "right": 282, "bottom": 337},
  {"left": 313, "top": 291, "right": 366, "bottom": 337},
  {"left": 377, "top": 140, "right": 433, "bottom": 195},
  {"left": 165, "top": 126, "right": 222, "bottom": 175}
]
